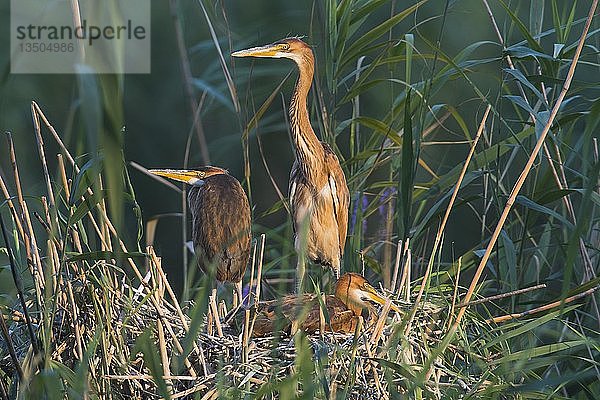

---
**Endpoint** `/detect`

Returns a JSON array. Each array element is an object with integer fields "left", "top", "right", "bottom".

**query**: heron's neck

[
  {"left": 289, "top": 53, "right": 325, "bottom": 181},
  {"left": 335, "top": 284, "right": 363, "bottom": 316}
]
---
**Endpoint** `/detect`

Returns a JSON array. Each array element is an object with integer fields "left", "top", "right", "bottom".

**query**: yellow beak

[
  {"left": 148, "top": 169, "right": 200, "bottom": 184},
  {"left": 231, "top": 44, "right": 281, "bottom": 58},
  {"left": 363, "top": 285, "right": 401, "bottom": 313}
]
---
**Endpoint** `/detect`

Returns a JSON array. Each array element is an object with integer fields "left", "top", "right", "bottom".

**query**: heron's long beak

[
  {"left": 363, "top": 285, "right": 401, "bottom": 313},
  {"left": 232, "top": 44, "right": 281, "bottom": 58},
  {"left": 148, "top": 169, "right": 200, "bottom": 184}
]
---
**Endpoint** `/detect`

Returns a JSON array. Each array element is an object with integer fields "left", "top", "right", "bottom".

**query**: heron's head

[
  {"left": 335, "top": 273, "right": 400, "bottom": 315},
  {"left": 148, "top": 166, "right": 228, "bottom": 186},
  {"left": 231, "top": 37, "right": 312, "bottom": 64}
]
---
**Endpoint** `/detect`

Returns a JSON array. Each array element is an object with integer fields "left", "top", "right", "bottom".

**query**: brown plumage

[
  {"left": 251, "top": 273, "right": 399, "bottom": 336},
  {"left": 149, "top": 167, "right": 251, "bottom": 284},
  {"left": 233, "top": 37, "right": 350, "bottom": 291}
]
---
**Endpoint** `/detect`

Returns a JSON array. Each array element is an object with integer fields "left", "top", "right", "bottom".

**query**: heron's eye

[
  {"left": 279, "top": 43, "right": 290, "bottom": 51},
  {"left": 199, "top": 172, "right": 205, "bottom": 178}
]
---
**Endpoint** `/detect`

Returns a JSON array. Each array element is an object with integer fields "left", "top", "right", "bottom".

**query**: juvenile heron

[
  {"left": 149, "top": 166, "right": 251, "bottom": 303},
  {"left": 232, "top": 37, "right": 349, "bottom": 292},
  {"left": 251, "top": 273, "right": 400, "bottom": 336}
]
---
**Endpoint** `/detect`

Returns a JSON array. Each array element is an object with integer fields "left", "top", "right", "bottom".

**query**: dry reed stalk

[
  {"left": 254, "top": 234, "right": 266, "bottom": 305},
  {"left": 148, "top": 252, "right": 208, "bottom": 376},
  {"left": 242, "top": 309, "right": 251, "bottom": 364},
  {"left": 247, "top": 239, "right": 258, "bottom": 306},
  {"left": 156, "top": 318, "right": 173, "bottom": 395},
  {"left": 389, "top": 240, "right": 403, "bottom": 294},
  {"left": 458, "top": 283, "right": 547, "bottom": 308},
  {"left": 7, "top": 133, "right": 45, "bottom": 303},
  {"left": 105, "top": 374, "right": 209, "bottom": 381},
  {"left": 249, "top": 235, "right": 266, "bottom": 338},
  {"left": 209, "top": 296, "right": 224, "bottom": 337},
  {"left": 129, "top": 161, "right": 182, "bottom": 193},
  {"left": 200, "top": 387, "right": 218, "bottom": 400},
  {"left": 218, "top": 301, "right": 227, "bottom": 319},
  {"left": 370, "top": 300, "right": 392, "bottom": 347},
  {"left": 446, "top": 257, "right": 461, "bottom": 329},
  {"left": 0, "top": 176, "right": 25, "bottom": 241},
  {"left": 31, "top": 105, "right": 58, "bottom": 214},
  {"left": 66, "top": 280, "right": 84, "bottom": 361},
  {"left": 396, "top": 239, "right": 410, "bottom": 296},
  {"left": 362, "top": 339, "right": 385, "bottom": 398},
  {"left": 206, "top": 298, "right": 214, "bottom": 336},
  {"left": 96, "top": 176, "right": 112, "bottom": 253},
  {"left": 491, "top": 285, "right": 600, "bottom": 323},
  {"left": 149, "top": 248, "right": 204, "bottom": 377},
  {"left": 170, "top": 383, "right": 210, "bottom": 399}
]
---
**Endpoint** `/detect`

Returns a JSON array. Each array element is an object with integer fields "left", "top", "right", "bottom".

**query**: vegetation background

[{"left": 0, "top": 0, "right": 599, "bottom": 398}]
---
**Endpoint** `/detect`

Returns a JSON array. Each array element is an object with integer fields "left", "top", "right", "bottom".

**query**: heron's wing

[
  {"left": 253, "top": 295, "right": 357, "bottom": 335},
  {"left": 322, "top": 144, "right": 350, "bottom": 255},
  {"left": 288, "top": 161, "right": 313, "bottom": 237},
  {"left": 300, "top": 295, "right": 357, "bottom": 333},
  {"left": 288, "top": 161, "right": 299, "bottom": 235},
  {"left": 252, "top": 294, "right": 316, "bottom": 336},
  {"left": 189, "top": 175, "right": 251, "bottom": 282}
]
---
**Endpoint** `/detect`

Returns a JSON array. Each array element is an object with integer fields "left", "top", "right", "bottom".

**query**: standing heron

[
  {"left": 232, "top": 37, "right": 349, "bottom": 292},
  {"left": 149, "top": 167, "right": 251, "bottom": 306},
  {"left": 250, "top": 273, "right": 400, "bottom": 336}
]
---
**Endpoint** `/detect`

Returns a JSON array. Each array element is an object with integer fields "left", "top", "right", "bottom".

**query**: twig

[
  {"left": 446, "top": 256, "right": 461, "bottom": 329},
  {"left": 254, "top": 234, "right": 266, "bottom": 305},
  {"left": 150, "top": 248, "right": 206, "bottom": 376},
  {"left": 129, "top": 161, "right": 182, "bottom": 193},
  {"left": 0, "top": 175, "right": 25, "bottom": 240},
  {"left": 389, "top": 240, "right": 402, "bottom": 292},
  {"left": 249, "top": 234, "right": 266, "bottom": 338},
  {"left": 7, "top": 132, "right": 45, "bottom": 298},
  {"left": 457, "top": 283, "right": 546, "bottom": 308},
  {"left": 491, "top": 286, "right": 599, "bottom": 323}
]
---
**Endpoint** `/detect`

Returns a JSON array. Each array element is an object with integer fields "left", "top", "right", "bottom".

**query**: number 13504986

[{"left": 19, "top": 42, "right": 74, "bottom": 53}]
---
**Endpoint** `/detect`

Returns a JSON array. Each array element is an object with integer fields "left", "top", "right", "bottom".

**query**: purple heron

[
  {"left": 232, "top": 37, "right": 350, "bottom": 292},
  {"left": 251, "top": 273, "right": 399, "bottom": 336},
  {"left": 149, "top": 167, "right": 251, "bottom": 301}
]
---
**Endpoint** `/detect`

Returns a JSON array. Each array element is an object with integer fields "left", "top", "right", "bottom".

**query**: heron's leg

[
  {"left": 332, "top": 258, "right": 341, "bottom": 280},
  {"left": 296, "top": 256, "right": 305, "bottom": 294},
  {"left": 209, "top": 287, "right": 224, "bottom": 337},
  {"left": 234, "top": 281, "right": 243, "bottom": 308}
]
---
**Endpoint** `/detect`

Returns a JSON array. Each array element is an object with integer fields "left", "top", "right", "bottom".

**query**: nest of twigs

[{"left": 1, "top": 252, "right": 492, "bottom": 399}]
